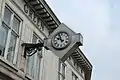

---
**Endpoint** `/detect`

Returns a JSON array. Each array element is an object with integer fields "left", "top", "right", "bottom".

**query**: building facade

[{"left": 0, "top": 0, "right": 92, "bottom": 80}]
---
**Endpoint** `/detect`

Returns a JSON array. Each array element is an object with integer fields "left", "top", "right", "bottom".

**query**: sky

[{"left": 45, "top": 0, "right": 120, "bottom": 80}]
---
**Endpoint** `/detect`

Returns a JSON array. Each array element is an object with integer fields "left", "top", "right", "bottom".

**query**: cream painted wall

[{"left": 42, "top": 50, "right": 59, "bottom": 80}]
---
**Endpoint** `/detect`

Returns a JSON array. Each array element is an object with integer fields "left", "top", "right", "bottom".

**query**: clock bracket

[{"left": 21, "top": 43, "right": 44, "bottom": 58}]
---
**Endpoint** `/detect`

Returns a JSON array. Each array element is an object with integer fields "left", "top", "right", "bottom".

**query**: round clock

[{"left": 52, "top": 32, "right": 70, "bottom": 50}]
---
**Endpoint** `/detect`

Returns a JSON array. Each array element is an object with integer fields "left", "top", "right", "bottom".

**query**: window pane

[
  {"left": 58, "top": 61, "right": 65, "bottom": 80},
  {"left": 32, "top": 34, "right": 37, "bottom": 44},
  {"left": 0, "top": 24, "right": 8, "bottom": 56},
  {"left": 35, "top": 55, "right": 41, "bottom": 80},
  {"left": 72, "top": 73, "right": 78, "bottom": 80},
  {"left": 58, "top": 61, "right": 61, "bottom": 72},
  {"left": 62, "top": 65, "right": 65, "bottom": 76},
  {"left": 27, "top": 55, "right": 34, "bottom": 77},
  {"left": 27, "top": 34, "right": 38, "bottom": 77},
  {"left": 7, "top": 33, "right": 17, "bottom": 62},
  {"left": 27, "top": 34, "right": 42, "bottom": 79},
  {"left": 72, "top": 73, "right": 75, "bottom": 80},
  {"left": 4, "top": 7, "right": 12, "bottom": 25},
  {"left": 12, "top": 16, "right": 20, "bottom": 33}
]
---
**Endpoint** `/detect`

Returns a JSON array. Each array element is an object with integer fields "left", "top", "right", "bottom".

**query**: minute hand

[{"left": 59, "top": 34, "right": 64, "bottom": 42}]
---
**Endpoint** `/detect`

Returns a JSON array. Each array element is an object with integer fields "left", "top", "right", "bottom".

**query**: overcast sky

[{"left": 45, "top": 0, "right": 120, "bottom": 80}]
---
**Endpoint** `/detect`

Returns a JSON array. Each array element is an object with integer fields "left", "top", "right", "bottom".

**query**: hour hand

[{"left": 58, "top": 34, "right": 64, "bottom": 42}]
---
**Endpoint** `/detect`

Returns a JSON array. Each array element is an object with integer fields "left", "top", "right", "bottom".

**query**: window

[
  {"left": 3, "top": 7, "right": 12, "bottom": 25},
  {"left": 72, "top": 73, "right": 78, "bottom": 80},
  {"left": 0, "top": 5, "right": 21, "bottom": 63},
  {"left": 7, "top": 33, "right": 17, "bottom": 62},
  {"left": 12, "top": 16, "right": 20, "bottom": 33},
  {"left": 27, "top": 34, "right": 42, "bottom": 80},
  {"left": 81, "top": 70, "right": 85, "bottom": 78},
  {"left": 58, "top": 60, "right": 65, "bottom": 80},
  {"left": 0, "top": 24, "right": 8, "bottom": 56}
]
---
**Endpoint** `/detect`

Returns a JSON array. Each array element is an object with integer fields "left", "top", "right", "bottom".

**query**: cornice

[
  {"left": 24, "top": 0, "right": 61, "bottom": 32},
  {"left": 72, "top": 48, "right": 93, "bottom": 80}
]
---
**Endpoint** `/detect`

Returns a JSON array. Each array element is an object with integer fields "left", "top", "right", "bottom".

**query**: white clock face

[{"left": 52, "top": 32, "right": 70, "bottom": 50}]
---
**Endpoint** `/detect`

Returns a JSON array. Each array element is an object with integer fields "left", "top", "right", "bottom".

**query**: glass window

[
  {"left": 35, "top": 53, "right": 41, "bottom": 80},
  {"left": 32, "top": 34, "right": 37, "bottom": 44},
  {"left": 0, "top": 6, "right": 21, "bottom": 64},
  {"left": 58, "top": 60, "right": 65, "bottom": 80},
  {"left": 72, "top": 73, "right": 78, "bottom": 80},
  {"left": 27, "top": 34, "right": 37, "bottom": 77},
  {"left": 27, "top": 34, "right": 42, "bottom": 80},
  {"left": 81, "top": 70, "right": 85, "bottom": 78},
  {"left": 0, "top": 24, "right": 8, "bottom": 56},
  {"left": 12, "top": 16, "right": 20, "bottom": 33},
  {"left": 7, "top": 33, "right": 17, "bottom": 62},
  {"left": 27, "top": 54, "right": 35, "bottom": 77},
  {"left": 3, "top": 7, "right": 12, "bottom": 25}
]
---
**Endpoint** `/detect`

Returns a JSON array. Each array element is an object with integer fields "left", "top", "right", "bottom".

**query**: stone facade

[{"left": 0, "top": 0, "right": 92, "bottom": 80}]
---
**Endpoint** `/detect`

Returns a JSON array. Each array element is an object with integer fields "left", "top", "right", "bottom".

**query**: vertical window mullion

[{"left": 10, "top": 13, "right": 14, "bottom": 29}]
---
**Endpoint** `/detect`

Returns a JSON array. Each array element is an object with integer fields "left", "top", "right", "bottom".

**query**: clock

[{"left": 52, "top": 32, "right": 70, "bottom": 50}]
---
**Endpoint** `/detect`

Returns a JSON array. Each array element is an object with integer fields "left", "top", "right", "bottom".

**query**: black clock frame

[{"left": 51, "top": 31, "right": 71, "bottom": 50}]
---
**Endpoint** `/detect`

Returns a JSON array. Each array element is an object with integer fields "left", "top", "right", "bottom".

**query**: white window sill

[
  {"left": 25, "top": 73, "right": 33, "bottom": 80},
  {"left": 0, "top": 56, "right": 18, "bottom": 72}
]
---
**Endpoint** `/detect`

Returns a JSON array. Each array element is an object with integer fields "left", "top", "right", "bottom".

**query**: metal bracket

[{"left": 21, "top": 43, "right": 44, "bottom": 58}]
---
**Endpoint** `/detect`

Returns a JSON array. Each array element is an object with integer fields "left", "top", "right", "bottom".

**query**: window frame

[
  {"left": 58, "top": 59, "right": 66, "bottom": 80},
  {"left": 0, "top": 4, "right": 22, "bottom": 64},
  {"left": 27, "top": 33, "right": 42, "bottom": 80},
  {"left": 72, "top": 72, "right": 78, "bottom": 80}
]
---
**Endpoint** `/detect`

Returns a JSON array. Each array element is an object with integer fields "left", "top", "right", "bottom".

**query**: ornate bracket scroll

[{"left": 21, "top": 43, "right": 44, "bottom": 58}]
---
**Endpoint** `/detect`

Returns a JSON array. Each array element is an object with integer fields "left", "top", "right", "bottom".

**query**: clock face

[{"left": 52, "top": 32, "right": 70, "bottom": 50}]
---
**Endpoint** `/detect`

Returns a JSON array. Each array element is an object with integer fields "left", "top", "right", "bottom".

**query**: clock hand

[
  {"left": 58, "top": 34, "right": 63, "bottom": 41},
  {"left": 59, "top": 34, "right": 64, "bottom": 42},
  {"left": 61, "top": 38, "right": 64, "bottom": 42}
]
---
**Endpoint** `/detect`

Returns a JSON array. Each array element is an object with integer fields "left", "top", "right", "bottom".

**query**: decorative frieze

[{"left": 24, "top": 4, "right": 44, "bottom": 31}]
